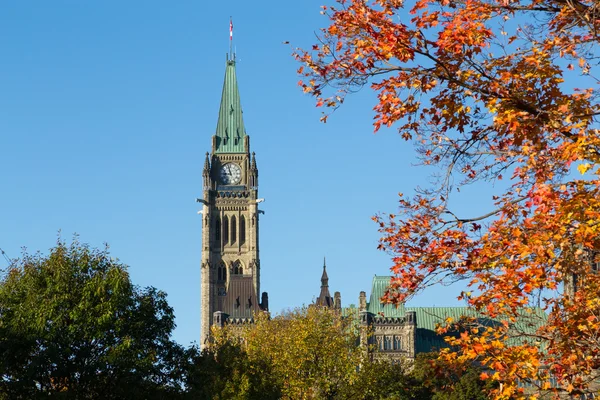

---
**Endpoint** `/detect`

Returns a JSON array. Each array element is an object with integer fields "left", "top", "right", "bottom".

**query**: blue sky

[{"left": 0, "top": 1, "right": 494, "bottom": 347}]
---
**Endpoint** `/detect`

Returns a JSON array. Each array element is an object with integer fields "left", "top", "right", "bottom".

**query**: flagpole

[{"left": 229, "top": 17, "right": 233, "bottom": 60}]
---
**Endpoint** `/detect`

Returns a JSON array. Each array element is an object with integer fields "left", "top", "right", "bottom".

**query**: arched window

[
  {"left": 223, "top": 215, "right": 229, "bottom": 244},
  {"left": 240, "top": 216, "right": 246, "bottom": 245},
  {"left": 233, "top": 260, "right": 243, "bottom": 275},
  {"left": 393, "top": 336, "right": 401, "bottom": 351},
  {"left": 384, "top": 336, "right": 392, "bottom": 351},
  {"left": 231, "top": 216, "right": 237, "bottom": 244},
  {"left": 217, "top": 262, "right": 226, "bottom": 282},
  {"left": 215, "top": 216, "right": 221, "bottom": 242}
]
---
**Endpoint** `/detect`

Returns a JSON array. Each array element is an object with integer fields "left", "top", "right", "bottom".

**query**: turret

[
  {"left": 202, "top": 152, "right": 211, "bottom": 190},
  {"left": 249, "top": 152, "right": 258, "bottom": 189},
  {"left": 359, "top": 291, "right": 367, "bottom": 312},
  {"left": 315, "top": 258, "right": 334, "bottom": 308},
  {"left": 334, "top": 291, "right": 341, "bottom": 310}
]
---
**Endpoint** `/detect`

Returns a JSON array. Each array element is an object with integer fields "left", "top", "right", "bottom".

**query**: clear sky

[{"left": 0, "top": 1, "right": 492, "bottom": 347}]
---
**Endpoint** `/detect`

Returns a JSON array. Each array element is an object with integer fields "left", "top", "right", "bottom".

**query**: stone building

[
  {"left": 199, "top": 55, "right": 489, "bottom": 356},
  {"left": 199, "top": 55, "right": 545, "bottom": 358},
  {"left": 319, "top": 273, "right": 547, "bottom": 362},
  {"left": 199, "top": 55, "right": 268, "bottom": 348}
]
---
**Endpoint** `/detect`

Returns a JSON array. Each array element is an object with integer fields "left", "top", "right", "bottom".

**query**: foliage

[
  {"left": 0, "top": 237, "right": 188, "bottom": 399},
  {"left": 184, "top": 342, "right": 280, "bottom": 400},
  {"left": 211, "top": 306, "right": 364, "bottom": 399},
  {"left": 207, "top": 308, "right": 500, "bottom": 399},
  {"left": 413, "top": 353, "right": 498, "bottom": 399},
  {"left": 340, "top": 359, "right": 432, "bottom": 399},
  {"left": 295, "top": 0, "right": 600, "bottom": 396}
]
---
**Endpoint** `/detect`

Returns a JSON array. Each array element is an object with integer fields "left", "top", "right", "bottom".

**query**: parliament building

[{"left": 198, "top": 55, "right": 543, "bottom": 360}]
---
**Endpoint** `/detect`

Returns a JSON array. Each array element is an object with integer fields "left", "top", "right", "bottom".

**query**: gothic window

[
  {"left": 231, "top": 216, "right": 237, "bottom": 244},
  {"left": 215, "top": 217, "right": 221, "bottom": 242},
  {"left": 240, "top": 216, "right": 246, "bottom": 245},
  {"left": 223, "top": 216, "right": 229, "bottom": 244},
  {"left": 384, "top": 336, "right": 392, "bottom": 351},
  {"left": 376, "top": 336, "right": 383, "bottom": 351},
  {"left": 217, "top": 262, "right": 226, "bottom": 282},
  {"left": 233, "top": 260, "right": 243, "bottom": 275},
  {"left": 393, "top": 336, "right": 401, "bottom": 351}
]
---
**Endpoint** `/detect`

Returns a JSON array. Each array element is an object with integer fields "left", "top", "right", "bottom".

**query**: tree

[
  {"left": 211, "top": 307, "right": 365, "bottom": 399},
  {"left": 295, "top": 0, "right": 600, "bottom": 397},
  {"left": 340, "top": 359, "right": 432, "bottom": 399},
  {"left": 0, "top": 237, "right": 188, "bottom": 399},
  {"left": 184, "top": 342, "right": 280, "bottom": 400},
  {"left": 412, "top": 353, "right": 498, "bottom": 400}
]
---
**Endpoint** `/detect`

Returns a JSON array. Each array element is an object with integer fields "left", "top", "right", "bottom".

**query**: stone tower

[{"left": 200, "top": 56, "right": 267, "bottom": 348}]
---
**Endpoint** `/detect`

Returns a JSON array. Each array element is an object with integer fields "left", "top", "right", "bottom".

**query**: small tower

[{"left": 315, "top": 258, "right": 335, "bottom": 308}]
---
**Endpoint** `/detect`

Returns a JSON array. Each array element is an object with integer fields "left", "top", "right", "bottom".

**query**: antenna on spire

[{"left": 229, "top": 17, "right": 234, "bottom": 61}]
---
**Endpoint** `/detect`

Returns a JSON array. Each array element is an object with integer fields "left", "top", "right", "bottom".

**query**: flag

[{"left": 229, "top": 19, "right": 233, "bottom": 41}]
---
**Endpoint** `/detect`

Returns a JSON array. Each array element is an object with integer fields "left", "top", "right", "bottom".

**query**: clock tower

[{"left": 200, "top": 56, "right": 267, "bottom": 347}]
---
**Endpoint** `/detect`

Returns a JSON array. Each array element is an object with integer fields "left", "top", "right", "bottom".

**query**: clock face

[{"left": 220, "top": 163, "right": 242, "bottom": 185}]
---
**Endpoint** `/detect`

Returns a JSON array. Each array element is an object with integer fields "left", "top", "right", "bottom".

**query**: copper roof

[{"left": 223, "top": 275, "right": 260, "bottom": 318}]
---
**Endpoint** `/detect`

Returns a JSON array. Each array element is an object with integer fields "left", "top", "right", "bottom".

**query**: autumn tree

[
  {"left": 0, "top": 237, "right": 189, "bottom": 399},
  {"left": 211, "top": 307, "right": 364, "bottom": 399},
  {"left": 296, "top": 0, "right": 600, "bottom": 397}
]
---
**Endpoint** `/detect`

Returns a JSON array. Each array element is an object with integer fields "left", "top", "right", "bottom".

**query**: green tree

[
  {"left": 184, "top": 342, "right": 280, "bottom": 400},
  {"left": 341, "top": 360, "right": 432, "bottom": 400},
  {"left": 0, "top": 237, "right": 188, "bottom": 399}
]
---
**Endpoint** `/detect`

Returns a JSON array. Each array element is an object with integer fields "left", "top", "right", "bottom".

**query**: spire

[
  {"left": 316, "top": 258, "right": 333, "bottom": 308},
  {"left": 321, "top": 258, "right": 329, "bottom": 287},
  {"left": 214, "top": 59, "right": 246, "bottom": 153},
  {"left": 202, "top": 152, "right": 211, "bottom": 189},
  {"left": 203, "top": 152, "right": 210, "bottom": 171}
]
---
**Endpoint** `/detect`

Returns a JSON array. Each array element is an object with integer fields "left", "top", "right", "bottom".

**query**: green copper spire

[{"left": 214, "top": 59, "right": 246, "bottom": 153}]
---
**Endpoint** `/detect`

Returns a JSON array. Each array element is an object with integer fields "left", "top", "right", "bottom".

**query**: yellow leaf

[{"left": 578, "top": 163, "right": 591, "bottom": 175}]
